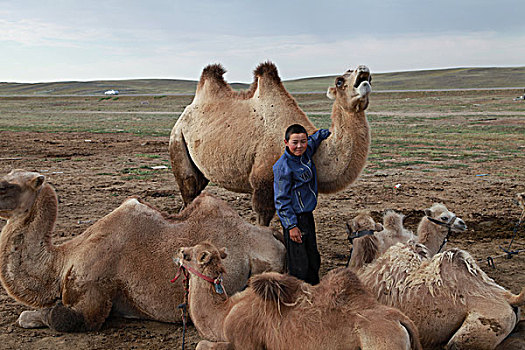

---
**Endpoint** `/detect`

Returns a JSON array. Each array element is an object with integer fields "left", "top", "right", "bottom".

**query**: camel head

[
  {"left": 326, "top": 65, "right": 372, "bottom": 112},
  {"left": 0, "top": 169, "right": 45, "bottom": 220},
  {"left": 178, "top": 241, "right": 228, "bottom": 277},
  {"left": 349, "top": 210, "right": 383, "bottom": 233},
  {"left": 424, "top": 203, "right": 467, "bottom": 233}
]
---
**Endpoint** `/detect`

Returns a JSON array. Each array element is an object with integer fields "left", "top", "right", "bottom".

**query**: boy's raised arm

[{"left": 308, "top": 129, "right": 331, "bottom": 154}]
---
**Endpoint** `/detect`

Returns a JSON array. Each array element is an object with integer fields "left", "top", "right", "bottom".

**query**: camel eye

[
  {"left": 441, "top": 216, "right": 448, "bottom": 221},
  {"left": 336, "top": 78, "right": 344, "bottom": 87}
]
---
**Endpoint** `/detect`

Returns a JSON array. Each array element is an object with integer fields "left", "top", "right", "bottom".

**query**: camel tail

[
  {"left": 253, "top": 61, "right": 281, "bottom": 82},
  {"left": 505, "top": 287, "right": 525, "bottom": 306},
  {"left": 383, "top": 210, "right": 404, "bottom": 234},
  {"left": 249, "top": 273, "right": 302, "bottom": 305}
]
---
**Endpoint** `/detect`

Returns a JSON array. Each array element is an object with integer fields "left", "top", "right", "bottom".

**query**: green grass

[{"left": 0, "top": 87, "right": 523, "bottom": 176}]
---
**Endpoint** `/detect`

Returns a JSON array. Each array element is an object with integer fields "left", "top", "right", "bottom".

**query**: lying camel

[
  {"left": 349, "top": 209, "right": 524, "bottom": 349},
  {"left": 0, "top": 169, "right": 285, "bottom": 332},
  {"left": 349, "top": 203, "right": 467, "bottom": 268},
  {"left": 348, "top": 210, "right": 416, "bottom": 268},
  {"left": 169, "top": 62, "right": 372, "bottom": 225},
  {"left": 176, "top": 241, "right": 422, "bottom": 350}
]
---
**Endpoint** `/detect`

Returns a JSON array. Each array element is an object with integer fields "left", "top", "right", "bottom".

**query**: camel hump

[
  {"left": 249, "top": 272, "right": 302, "bottom": 304},
  {"left": 253, "top": 61, "right": 281, "bottom": 83},
  {"left": 383, "top": 210, "right": 404, "bottom": 233},
  {"left": 201, "top": 63, "right": 227, "bottom": 82},
  {"left": 437, "top": 248, "right": 496, "bottom": 283}
]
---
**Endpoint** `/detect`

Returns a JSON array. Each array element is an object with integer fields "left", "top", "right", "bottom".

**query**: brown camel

[
  {"left": 0, "top": 169, "right": 285, "bottom": 332},
  {"left": 169, "top": 62, "right": 371, "bottom": 225},
  {"left": 348, "top": 209, "right": 524, "bottom": 349},
  {"left": 176, "top": 241, "right": 422, "bottom": 350}
]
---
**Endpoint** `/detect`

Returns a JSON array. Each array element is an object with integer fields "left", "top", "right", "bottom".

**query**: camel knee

[
  {"left": 41, "top": 302, "right": 88, "bottom": 332},
  {"left": 17, "top": 310, "right": 47, "bottom": 329},
  {"left": 446, "top": 316, "right": 512, "bottom": 350}
]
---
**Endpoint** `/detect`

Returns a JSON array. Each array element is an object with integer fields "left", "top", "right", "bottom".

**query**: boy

[{"left": 273, "top": 124, "right": 331, "bottom": 285}]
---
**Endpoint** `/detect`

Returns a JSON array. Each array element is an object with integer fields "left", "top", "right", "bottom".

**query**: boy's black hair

[{"left": 285, "top": 124, "right": 308, "bottom": 141}]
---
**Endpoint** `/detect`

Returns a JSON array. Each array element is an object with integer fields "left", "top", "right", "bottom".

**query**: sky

[{"left": 1, "top": 0, "right": 524, "bottom": 83}]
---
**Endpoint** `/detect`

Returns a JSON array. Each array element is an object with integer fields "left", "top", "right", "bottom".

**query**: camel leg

[
  {"left": 39, "top": 301, "right": 88, "bottom": 332},
  {"left": 45, "top": 282, "right": 114, "bottom": 332},
  {"left": 196, "top": 340, "right": 234, "bottom": 350},
  {"left": 250, "top": 163, "right": 275, "bottom": 226},
  {"left": 446, "top": 309, "right": 517, "bottom": 350},
  {"left": 169, "top": 131, "right": 209, "bottom": 206},
  {"left": 357, "top": 316, "right": 416, "bottom": 350}
]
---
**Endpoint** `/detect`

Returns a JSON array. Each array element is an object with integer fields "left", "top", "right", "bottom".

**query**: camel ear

[
  {"left": 197, "top": 250, "right": 211, "bottom": 265},
  {"left": 424, "top": 208, "right": 433, "bottom": 217},
  {"left": 375, "top": 223, "right": 383, "bottom": 231},
  {"left": 219, "top": 247, "right": 228, "bottom": 260},
  {"left": 29, "top": 175, "right": 45, "bottom": 190},
  {"left": 326, "top": 87, "right": 337, "bottom": 100}
]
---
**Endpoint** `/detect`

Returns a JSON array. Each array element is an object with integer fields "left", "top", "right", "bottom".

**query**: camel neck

[
  {"left": 0, "top": 184, "right": 61, "bottom": 307},
  {"left": 417, "top": 218, "right": 449, "bottom": 256},
  {"left": 314, "top": 103, "right": 370, "bottom": 193},
  {"left": 188, "top": 275, "right": 231, "bottom": 341}
]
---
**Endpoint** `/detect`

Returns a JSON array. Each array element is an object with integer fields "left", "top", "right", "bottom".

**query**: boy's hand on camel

[{"left": 290, "top": 227, "right": 303, "bottom": 243}]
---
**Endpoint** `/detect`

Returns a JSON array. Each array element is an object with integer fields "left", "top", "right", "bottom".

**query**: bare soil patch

[{"left": 1, "top": 128, "right": 523, "bottom": 349}]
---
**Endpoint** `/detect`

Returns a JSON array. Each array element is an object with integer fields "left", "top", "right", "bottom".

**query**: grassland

[{"left": 1, "top": 88, "right": 523, "bottom": 177}]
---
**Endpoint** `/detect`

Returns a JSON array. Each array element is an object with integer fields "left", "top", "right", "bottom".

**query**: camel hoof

[{"left": 17, "top": 310, "right": 46, "bottom": 329}]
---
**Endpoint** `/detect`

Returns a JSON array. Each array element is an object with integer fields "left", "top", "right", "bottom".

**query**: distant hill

[{"left": 1, "top": 67, "right": 523, "bottom": 96}]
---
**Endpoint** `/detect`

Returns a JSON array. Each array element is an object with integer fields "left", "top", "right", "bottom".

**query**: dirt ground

[{"left": 0, "top": 129, "right": 524, "bottom": 349}]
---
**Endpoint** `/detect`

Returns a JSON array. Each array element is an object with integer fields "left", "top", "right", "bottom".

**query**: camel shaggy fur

[
  {"left": 349, "top": 204, "right": 467, "bottom": 269},
  {"left": 176, "top": 241, "right": 422, "bottom": 350},
  {"left": 348, "top": 210, "right": 416, "bottom": 268},
  {"left": 348, "top": 208, "right": 524, "bottom": 349},
  {"left": 0, "top": 170, "right": 285, "bottom": 332},
  {"left": 169, "top": 62, "right": 372, "bottom": 225}
]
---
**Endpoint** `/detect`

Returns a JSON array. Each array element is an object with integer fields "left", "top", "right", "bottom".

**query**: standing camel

[
  {"left": 176, "top": 241, "right": 422, "bottom": 350},
  {"left": 169, "top": 62, "right": 371, "bottom": 225},
  {"left": 0, "top": 169, "right": 284, "bottom": 332}
]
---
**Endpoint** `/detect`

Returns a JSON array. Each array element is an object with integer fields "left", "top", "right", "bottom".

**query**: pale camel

[
  {"left": 349, "top": 204, "right": 467, "bottom": 268},
  {"left": 176, "top": 241, "right": 422, "bottom": 350},
  {"left": 0, "top": 169, "right": 285, "bottom": 332},
  {"left": 348, "top": 209, "right": 524, "bottom": 349},
  {"left": 169, "top": 62, "right": 372, "bottom": 225},
  {"left": 348, "top": 210, "right": 416, "bottom": 268}
]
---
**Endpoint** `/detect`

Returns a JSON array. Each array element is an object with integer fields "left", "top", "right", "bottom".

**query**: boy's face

[{"left": 284, "top": 133, "right": 307, "bottom": 157}]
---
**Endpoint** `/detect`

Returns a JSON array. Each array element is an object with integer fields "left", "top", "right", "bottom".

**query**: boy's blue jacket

[{"left": 273, "top": 129, "right": 331, "bottom": 230}]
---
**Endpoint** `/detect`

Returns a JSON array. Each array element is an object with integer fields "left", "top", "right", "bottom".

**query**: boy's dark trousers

[{"left": 283, "top": 212, "right": 321, "bottom": 285}]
